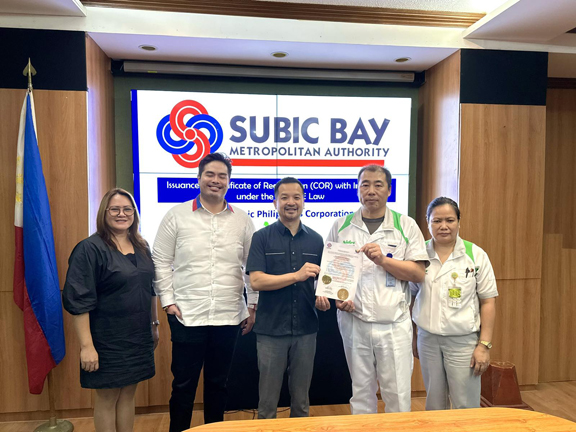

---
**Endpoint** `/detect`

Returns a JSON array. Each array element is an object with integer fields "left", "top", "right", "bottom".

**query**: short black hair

[
  {"left": 274, "top": 177, "right": 305, "bottom": 198},
  {"left": 357, "top": 164, "right": 392, "bottom": 189},
  {"left": 198, "top": 152, "right": 232, "bottom": 177},
  {"left": 426, "top": 196, "right": 461, "bottom": 221}
]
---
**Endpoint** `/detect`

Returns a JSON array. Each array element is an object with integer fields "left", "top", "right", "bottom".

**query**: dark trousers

[{"left": 167, "top": 315, "right": 240, "bottom": 432}]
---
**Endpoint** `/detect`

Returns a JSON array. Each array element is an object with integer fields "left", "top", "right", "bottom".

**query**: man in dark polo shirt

[{"left": 246, "top": 177, "right": 324, "bottom": 419}]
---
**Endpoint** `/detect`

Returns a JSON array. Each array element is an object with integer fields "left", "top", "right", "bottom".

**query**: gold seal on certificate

[{"left": 316, "top": 242, "right": 361, "bottom": 301}]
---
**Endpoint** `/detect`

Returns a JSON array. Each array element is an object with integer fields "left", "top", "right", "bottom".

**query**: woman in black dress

[{"left": 63, "top": 188, "right": 159, "bottom": 432}]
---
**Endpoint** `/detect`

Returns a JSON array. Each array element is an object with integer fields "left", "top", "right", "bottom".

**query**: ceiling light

[
  {"left": 395, "top": 57, "right": 411, "bottom": 63},
  {"left": 139, "top": 45, "right": 158, "bottom": 52},
  {"left": 271, "top": 52, "right": 288, "bottom": 58}
]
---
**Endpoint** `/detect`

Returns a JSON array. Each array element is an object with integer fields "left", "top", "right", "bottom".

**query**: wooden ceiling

[{"left": 81, "top": 0, "right": 484, "bottom": 27}]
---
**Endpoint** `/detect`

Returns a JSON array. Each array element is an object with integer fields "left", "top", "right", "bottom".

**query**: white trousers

[
  {"left": 417, "top": 328, "right": 480, "bottom": 410},
  {"left": 338, "top": 312, "right": 413, "bottom": 414}
]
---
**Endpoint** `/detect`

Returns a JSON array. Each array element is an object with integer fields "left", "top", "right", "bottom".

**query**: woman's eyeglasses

[{"left": 107, "top": 206, "right": 135, "bottom": 216}]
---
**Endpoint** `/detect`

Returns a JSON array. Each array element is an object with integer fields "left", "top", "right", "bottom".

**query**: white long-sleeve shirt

[{"left": 152, "top": 197, "right": 257, "bottom": 327}]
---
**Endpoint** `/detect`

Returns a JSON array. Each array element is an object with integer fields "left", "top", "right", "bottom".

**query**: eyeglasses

[{"left": 107, "top": 206, "right": 135, "bottom": 216}]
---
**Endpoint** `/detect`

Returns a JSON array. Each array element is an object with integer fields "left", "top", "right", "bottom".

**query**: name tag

[
  {"left": 448, "top": 287, "right": 462, "bottom": 308},
  {"left": 386, "top": 272, "right": 396, "bottom": 287}
]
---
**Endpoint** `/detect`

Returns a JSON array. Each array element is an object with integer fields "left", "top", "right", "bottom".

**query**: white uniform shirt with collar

[
  {"left": 410, "top": 236, "right": 498, "bottom": 336},
  {"left": 152, "top": 197, "right": 257, "bottom": 327},
  {"left": 327, "top": 206, "right": 429, "bottom": 324}
]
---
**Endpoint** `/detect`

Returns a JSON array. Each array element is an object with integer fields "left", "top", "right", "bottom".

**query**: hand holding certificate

[{"left": 316, "top": 242, "right": 362, "bottom": 302}]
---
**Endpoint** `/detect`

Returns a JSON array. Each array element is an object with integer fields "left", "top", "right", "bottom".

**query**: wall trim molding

[{"left": 83, "top": 1, "right": 484, "bottom": 28}]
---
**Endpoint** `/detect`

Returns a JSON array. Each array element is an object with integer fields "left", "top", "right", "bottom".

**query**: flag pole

[
  {"left": 34, "top": 370, "right": 73, "bottom": 432},
  {"left": 22, "top": 58, "right": 36, "bottom": 92},
  {"left": 20, "top": 59, "right": 74, "bottom": 432}
]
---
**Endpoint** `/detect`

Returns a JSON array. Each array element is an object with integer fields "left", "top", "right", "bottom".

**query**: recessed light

[
  {"left": 271, "top": 51, "right": 288, "bottom": 58},
  {"left": 139, "top": 45, "right": 158, "bottom": 52},
  {"left": 395, "top": 57, "right": 411, "bottom": 63}
]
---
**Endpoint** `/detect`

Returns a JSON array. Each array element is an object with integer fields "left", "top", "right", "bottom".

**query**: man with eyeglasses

[{"left": 152, "top": 153, "right": 257, "bottom": 432}]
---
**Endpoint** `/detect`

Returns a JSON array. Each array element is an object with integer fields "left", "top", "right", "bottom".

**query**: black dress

[{"left": 62, "top": 234, "right": 156, "bottom": 389}]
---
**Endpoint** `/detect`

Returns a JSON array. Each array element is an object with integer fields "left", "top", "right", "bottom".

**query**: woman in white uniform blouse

[{"left": 410, "top": 197, "right": 497, "bottom": 410}]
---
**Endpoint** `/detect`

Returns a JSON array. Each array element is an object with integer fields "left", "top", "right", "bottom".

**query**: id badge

[
  {"left": 448, "top": 287, "right": 462, "bottom": 308},
  {"left": 386, "top": 271, "right": 396, "bottom": 287}
]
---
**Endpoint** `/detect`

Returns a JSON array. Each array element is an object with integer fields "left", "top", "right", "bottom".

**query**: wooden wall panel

[
  {"left": 417, "top": 51, "right": 460, "bottom": 230},
  {"left": 33, "top": 90, "right": 89, "bottom": 289},
  {"left": 539, "top": 88, "right": 576, "bottom": 383},
  {"left": 0, "top": 89, "right": 90, "bottom": 413},
  {"left": 459, "top": 104, "right": 546, "bottom": 281},
  {"left": 458, "top": 103, "right": 545, "bottom": 386},
  {"left": 543, "top": 89, "right": 576, "bottom": 249},
  {"left": 86, "top": 35, "right": 116, "bottom": 234},
  {"left": 490, "top": 279, "right": 541, "bottom": 385},
  {"left": 539, "top": 234, "right": 576, "bottom": 382}
]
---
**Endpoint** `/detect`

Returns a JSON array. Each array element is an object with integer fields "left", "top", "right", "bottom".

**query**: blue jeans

[{"left": 256, "top": 333, "right": 317, "bottom": 419}]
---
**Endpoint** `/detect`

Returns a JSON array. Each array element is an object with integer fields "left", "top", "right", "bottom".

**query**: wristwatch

[
  {"left": 151, "top": 320, "right": 160, "bottom": 326},
  {"left": 479, "top": 340, "right": 492, "bottom": 349}
]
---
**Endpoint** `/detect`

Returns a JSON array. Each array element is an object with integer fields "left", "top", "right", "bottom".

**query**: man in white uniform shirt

[
  {"left": 153, "top": 153, "right": 257, "bottom": 432},
  {"left": 316, "top": 165, "right": 428, "bottom": 414}
]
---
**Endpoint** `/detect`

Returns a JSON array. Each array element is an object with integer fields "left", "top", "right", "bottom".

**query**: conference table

[{"left": 189, "top": 408, "right": 576, "bottom": 431}]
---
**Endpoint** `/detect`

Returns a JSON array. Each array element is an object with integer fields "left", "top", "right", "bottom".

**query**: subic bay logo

[{"left": 156, "top": 100, "right": 223, "bottom": 168}]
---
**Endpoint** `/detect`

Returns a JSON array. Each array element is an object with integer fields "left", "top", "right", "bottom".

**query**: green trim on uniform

[
  {"left": 425, "top": 239, "right": 431, "bottom": 245},
  {"left": 391, "top": 209, "right": 409, "bottom": 244},
  {"left": 338, "top": 213, "right": 355, "bottom": 233},
  {"left": 462, "top": 239, "right": 475, "bottom": 263}
]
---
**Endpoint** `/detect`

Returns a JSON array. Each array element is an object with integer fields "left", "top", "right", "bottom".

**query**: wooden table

[{"left": 189, "top": 408, "right": 576, "bottom": 431}]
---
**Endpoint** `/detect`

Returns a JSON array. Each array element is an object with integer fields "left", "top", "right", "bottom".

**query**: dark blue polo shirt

[{"left": 246, "top": 220, "right": 324, "bottom": 337}]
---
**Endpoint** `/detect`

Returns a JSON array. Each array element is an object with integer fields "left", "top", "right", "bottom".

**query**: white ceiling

[
  {"left": 0, "top": 0, "right": 575, "bottom": 72},
  {"left": 464, "top": 0, "right": 576, "bottom": 43},
  {"left": 0, "top": 0, "right": 85, "bottom": 16},
  {"left": 90, "top": 32, "right": 458, "bottom": 71}
]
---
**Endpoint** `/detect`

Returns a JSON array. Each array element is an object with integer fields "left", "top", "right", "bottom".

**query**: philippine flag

[{"left": 13, "top": 90, "right": 66, "bottom": 394}]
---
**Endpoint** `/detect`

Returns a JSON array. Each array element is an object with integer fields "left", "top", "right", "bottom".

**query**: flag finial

[{"left": 22, "top": 58, "right": 36, "bottom": 91}]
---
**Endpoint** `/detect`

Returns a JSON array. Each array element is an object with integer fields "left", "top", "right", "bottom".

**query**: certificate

[{"left": 316, "top": 242, "right": 361, "bottom": 302}]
